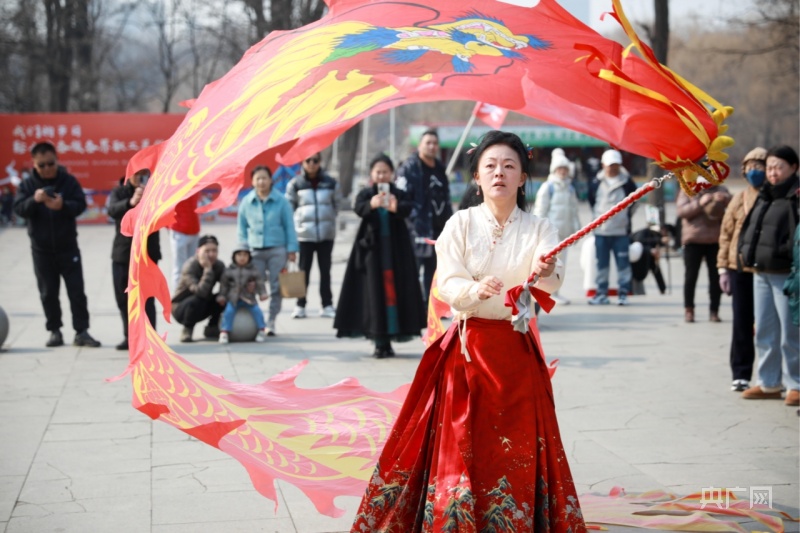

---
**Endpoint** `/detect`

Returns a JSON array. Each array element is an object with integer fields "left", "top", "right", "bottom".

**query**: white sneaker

[
  {"left": 218, "top": 332, "right": 229, "bottom": 344},
  {"left": 320, "top": 305, "right": 336, "bottom": 318},
  {"left": 731, "top": 379, "right": 749, "bottom": 392},
  {"left": 291, "top": 306, "right": 306, "bottom": 319},
  {"left": 551, "top": 293, "right": 571, "bottom": 305},
  {"left": 587, "top": 294, "right": 610, "bottom": 306},
  {"left": 255, "top": 330, "right": 267, "bottom": 343}
]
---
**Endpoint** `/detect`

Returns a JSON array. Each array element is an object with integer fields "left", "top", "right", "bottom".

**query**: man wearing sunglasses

[
  {"left": 13, "top": 141, "right": 101, "bottom": 348},
  {"left": 285, "top": 152, "right": 343, "bottom": 319}
]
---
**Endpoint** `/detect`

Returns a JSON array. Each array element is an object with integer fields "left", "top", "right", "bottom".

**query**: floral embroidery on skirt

[{"left": 351, "top": 318, "right": 586, "bottom": 533}]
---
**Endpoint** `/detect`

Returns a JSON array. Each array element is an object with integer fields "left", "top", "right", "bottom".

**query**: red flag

[
  {"left": 120, "top": 0, "right": 736, "bottom": 517},
  {"left": 473, "top": 101, "right": 509, "bottom": 129},
  {"left": 126, "top": 0, "right": 733, "bottom": 204},
  {"left": 127, "top": 355, "right": 408, "bottom": 517}
]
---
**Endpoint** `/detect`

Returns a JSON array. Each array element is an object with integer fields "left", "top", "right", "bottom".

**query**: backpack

[{"left": 547, "top": 180, "right": 576, "bottom": 199}]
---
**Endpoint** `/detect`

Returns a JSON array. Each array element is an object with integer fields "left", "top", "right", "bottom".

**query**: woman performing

[{"left": 351, "top": 131, "right": 586, "bottom": 532}]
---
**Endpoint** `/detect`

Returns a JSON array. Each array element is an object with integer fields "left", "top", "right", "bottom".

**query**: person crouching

[{"left": 219, "top": 244, "right": 269, "bottom": 344}]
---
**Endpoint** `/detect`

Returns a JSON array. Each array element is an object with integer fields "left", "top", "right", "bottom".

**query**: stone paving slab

[{"left": 0, "top": 200, "right": 797, "bottom": 533}]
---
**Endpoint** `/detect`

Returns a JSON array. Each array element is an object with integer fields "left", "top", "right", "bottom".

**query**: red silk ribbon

[{"left": 504, "top": 281, "right": 556, "bottom": 315}]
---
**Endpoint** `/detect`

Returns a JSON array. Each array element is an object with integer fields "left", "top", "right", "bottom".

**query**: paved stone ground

[{"left": 0, "top": 200, "right": 797, "bottom": 533}]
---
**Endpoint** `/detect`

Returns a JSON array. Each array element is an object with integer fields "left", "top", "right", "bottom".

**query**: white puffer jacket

[
  {"left": 533, "top": 175, "right": 581, "bottom": 240},
  {"left": 285, "top": 172, "right": 342, "bottom": 242}
]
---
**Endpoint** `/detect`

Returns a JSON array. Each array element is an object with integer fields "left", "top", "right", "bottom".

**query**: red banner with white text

[
  {"left": 0, "top": 113, "right": 184, "bottom": 223},
  {"left": 0, "top": 113, "right": 184, "bottom": 191}
]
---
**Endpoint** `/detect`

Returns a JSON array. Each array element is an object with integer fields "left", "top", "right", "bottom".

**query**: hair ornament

[{"left": 466, "top": 142, "right": 478, "bottom": 155}]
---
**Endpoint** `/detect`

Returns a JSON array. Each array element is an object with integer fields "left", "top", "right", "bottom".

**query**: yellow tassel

[{"left": 603, "top": 0, "right": 736, "bottom": 196}]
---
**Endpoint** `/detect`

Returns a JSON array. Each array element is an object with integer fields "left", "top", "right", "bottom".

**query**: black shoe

[
  {"left": 203, "top": 325, "right": 220, "bottom": 339},
  {"left": 46, "top": 330, "right": 64, "bottom": 347},
  {"left": 373, "top": 346, "right": 395, "bottom": 359},
  {"left": 731, "top": 379, "right": 750, "bottom": 392},
  {"left": 73, "top": 331, "right": 101, "bottom": 347},
  {"left": 115, "top": 339, "right": 129, "bottom": 351},
  {"left": 180, "top": 327, "right": 193, "bottom": 343}
]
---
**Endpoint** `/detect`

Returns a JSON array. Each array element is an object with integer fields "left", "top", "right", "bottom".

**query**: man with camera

[
  {"left": 106, "top": 170, "right": 162, "bottom": 350},
  {"left": 13, "top": 141, "right": 101, "bottom": 347}
]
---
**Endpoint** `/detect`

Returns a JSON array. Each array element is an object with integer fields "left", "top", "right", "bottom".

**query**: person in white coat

[
  {"left": 551, "top": 147, "right": 577, "bottom": 180},
  {"left": 533, "top": 154, "right": 580, "bottom": 304}
]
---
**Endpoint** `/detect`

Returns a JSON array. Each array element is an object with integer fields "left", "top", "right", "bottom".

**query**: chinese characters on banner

[{"left": 0, "top": 113, "right": 184, "bottom": 222}]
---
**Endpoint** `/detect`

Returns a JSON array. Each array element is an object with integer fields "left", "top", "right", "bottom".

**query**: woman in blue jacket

[{"left": 237, "top": 166, "right": 298, "bottom": 336}]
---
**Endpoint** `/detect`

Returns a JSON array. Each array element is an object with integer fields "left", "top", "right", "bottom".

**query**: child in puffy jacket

[{"left": 218, "top": 244, "right": 268, "bottom": 343}]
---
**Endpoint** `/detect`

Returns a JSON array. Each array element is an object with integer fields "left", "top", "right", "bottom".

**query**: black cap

[{"left": 198, "top": 235, "right": 218, "bottom": 247}]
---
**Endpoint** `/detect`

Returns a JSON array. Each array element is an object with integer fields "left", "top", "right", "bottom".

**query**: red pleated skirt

[{"left": 351, "top": 317, "right": 586, "bottom": 532}]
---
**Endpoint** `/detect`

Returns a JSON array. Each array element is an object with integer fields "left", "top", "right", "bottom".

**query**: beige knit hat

[{"left": 742, "top": 147, "right": 767, "bottom": 169}]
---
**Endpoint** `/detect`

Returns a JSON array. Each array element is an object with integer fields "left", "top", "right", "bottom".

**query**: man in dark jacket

[
  {"left": 396, "top": 129, "right": 453, "bottom": 304},
  {"left": 107, "top": 171, "right": 162, "bottom": 350},
  {"left": 13, "top": 141, "right": 100, "bottom": 348},
  {"left": 171, "top": 234, "right": 226, "bottom": 342}
]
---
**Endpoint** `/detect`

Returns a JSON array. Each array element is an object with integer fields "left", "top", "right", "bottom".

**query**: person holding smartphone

[
  {"left": 13, "top": 141, "right": 101, "bottom": 348},
  {"left": 106, "top": 169, "right": 162, "bottom": 350},
  {"left": 334, "top": 154, "right": 426, "bottom": 358}
]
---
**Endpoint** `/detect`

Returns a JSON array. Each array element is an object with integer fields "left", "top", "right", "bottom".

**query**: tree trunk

[
  {"left": 647, "top": 0, "right": 670, "bottom": 226},
  {"left": 242, "top": 0, "right": 268, "bottom": 43},
  {"left": 44, "top": 0, "right": 74, "bottom": 111},
  {"left": 73, "top": 0, "right": 98, "bottom": 111},
  {"left": 14, "top": 0, "right": 43, "bottom": 112},
  {"left": 337, "top": 122, "right": 361, "bottom": 198},
  {"left": 150, "top": 0, "right": 181, "bottom": 113},
  {"left": 270, "top": 0, "right": 291, "bottom": 31},
  {"left": 652, "top": 0, "right": 669, "bottom": 65}
]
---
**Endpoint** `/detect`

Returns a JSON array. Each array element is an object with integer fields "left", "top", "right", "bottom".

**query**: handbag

[{"left": 279, "top": 262, "right": 306, "bottom": 298}]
